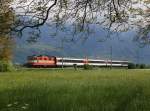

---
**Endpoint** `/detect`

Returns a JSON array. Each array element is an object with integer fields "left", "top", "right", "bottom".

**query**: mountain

[{"left": 13, "top": 25, "right": 150, "bottom": 64}]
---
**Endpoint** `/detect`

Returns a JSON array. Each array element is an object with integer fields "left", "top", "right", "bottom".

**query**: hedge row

[
  {"left": 0, "top": 61, "right": 15, "bottom": 72},
  {"left": 128, "top": 63, "right": 146, "bottom": 69}
]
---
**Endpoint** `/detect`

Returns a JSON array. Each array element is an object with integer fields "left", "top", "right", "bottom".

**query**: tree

[
  {"left": 0, "top": 0, "right": 14, "bottom": 62},
  {"left": 0, "top": 37, "right": 14, "bottom": 61},
  {"left": 4, "top": 0, "right": 150, "bottom": 44},
  {"left": 0, "top": 0, "right": 15, "bottom": 72}
]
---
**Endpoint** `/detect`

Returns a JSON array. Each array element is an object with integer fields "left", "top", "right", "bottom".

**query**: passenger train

[{"left": 26, "top": 55, "right": 129, "bottom": 68}]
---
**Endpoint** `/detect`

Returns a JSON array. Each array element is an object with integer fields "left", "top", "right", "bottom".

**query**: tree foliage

[
  {"left": 3, "top": 0, "right": 150, "bottom": 44},
  {"left": 0, "top": 37, "right": 14, "bottom": 61}
]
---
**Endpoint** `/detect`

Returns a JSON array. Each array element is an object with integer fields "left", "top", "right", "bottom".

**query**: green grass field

[{"left": 0, "top": 69, "right": 150, "bottom": 111}]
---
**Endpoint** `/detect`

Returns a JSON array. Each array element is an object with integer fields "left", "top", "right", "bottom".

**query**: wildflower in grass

[
  {"left": 25, "top": 103, "right": 29, "bottom": 106},
  {"left": 14, "top": 102, "right": 18, "bottom": 105},
  {"left": 21, "top": 106, "right": 27, "bottom": 109},
  {"left": 7, "top": 104, "right": 12, "bottom": 107}
]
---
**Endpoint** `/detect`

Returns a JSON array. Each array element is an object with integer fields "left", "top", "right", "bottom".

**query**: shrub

[
  {"left": 83, "top": 64, "right": 93, "bottom": 70},
  {"left": 136, "top": 64, "right": 140, "bottom": 68},
  {"left": 128, "top": 63, "right": 136, "bottom": 69},
  {"left": 140, "top": 64, "right": 146, "bottom": 69},
  {"left": 0, "top": 61, "right": 15, "bottom": 72},
  {"left": 73, "top": 64, "right": 77, "bottom": 70}
]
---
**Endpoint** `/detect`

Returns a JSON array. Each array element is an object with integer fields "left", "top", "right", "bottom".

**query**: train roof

[
  {"left": 27, "top": 55, "right": 130, "bottom": 63},
  {"left": 56, "top": 57, "right": 85, "bottom": 61},
  {"left": 56, "top": 57, "right": 129, "bottom": 62},
  {"left": 28, "top": 55, "right": 56, "bottom": 58}
]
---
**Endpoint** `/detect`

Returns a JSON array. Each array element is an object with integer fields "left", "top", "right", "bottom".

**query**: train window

[
  {"left": 83, "top": 60, "right": 88, "bottom": 63},
  {"left": 39, "top": 57, "right": 41, "bottom": 60},
  {"left": 107, "top": 61, "right": 127, "bottom": 64},
  {"left": 44, "top": 58, "right": 47, "bottom": 60},
  {"left": 112, "top": 62, "right": 120, "bottom": 64},
  {"left": 58, "top": 59, "right": 83, "bottom": 63},
  {"left": 89, "top": 61, "right": 106, "bottom": 63},
  {"left": 121, "top": 62, "right": 128, "bottom": 64},
  {"left": 49, "top": 58, "right": 54, "bottom": 60}
]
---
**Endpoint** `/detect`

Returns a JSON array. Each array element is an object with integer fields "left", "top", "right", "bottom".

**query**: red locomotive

[
  {"left": 27, "top": 55, "right": 57, "bottom": 68},
  {"left": 26, "top": 55, "right": 129, "bottom": 68}
]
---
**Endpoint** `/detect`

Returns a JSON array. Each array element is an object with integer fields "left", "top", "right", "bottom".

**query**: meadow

[{"left": 0, "top": 69, "right": 150, "bottom": 111}]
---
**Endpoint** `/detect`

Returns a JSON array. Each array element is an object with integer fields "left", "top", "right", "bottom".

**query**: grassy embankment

[{"left": 0, "top": 69, "right": 150, "bottom": 111}]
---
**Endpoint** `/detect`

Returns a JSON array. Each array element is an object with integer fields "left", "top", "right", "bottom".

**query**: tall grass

[{"left": 0, "top": 69, "right": 150, "bottom": 111}]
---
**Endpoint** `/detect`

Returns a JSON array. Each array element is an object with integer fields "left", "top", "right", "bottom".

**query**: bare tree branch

[{"left": 0, "top": 0, "right": 148, "bottom": 44}]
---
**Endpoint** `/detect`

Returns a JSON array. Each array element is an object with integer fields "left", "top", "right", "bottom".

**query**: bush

[
  {"left": 140, "top": 64, "right": 146, "bottom": 69},
  {"left": 0, "top": 61, "right": 15, "bottom": 72},
  {"left": 73, "top": 64, "right": 77, "bottom": 70},
  {"left": 136, "top": 64, "right": 140, "bottom": 69},
  {"left": 83, "top": 64, "right": 93, "bottom": 70},
  {"left": 128, "top": 63, "right": 136, "bottom": 69},
  {"left": 128, "top": 63, "right": 146, "bottom": 69}
]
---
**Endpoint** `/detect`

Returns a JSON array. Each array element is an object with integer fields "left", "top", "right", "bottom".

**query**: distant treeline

[
  {"left": 0, "top": 62, "right": 150, "bottom": 72},
  {"left": 128, "top": 63, "right": 149, "bottom": 69}
]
